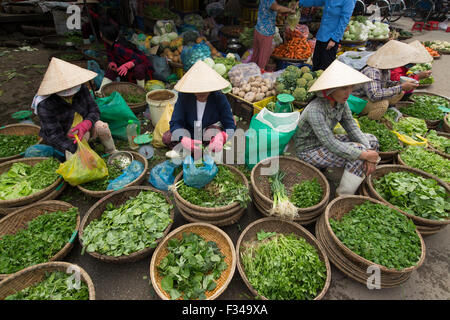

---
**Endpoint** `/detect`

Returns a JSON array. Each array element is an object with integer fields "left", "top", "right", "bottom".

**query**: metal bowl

[
  {"left": 107, "top": 151, "right": 134, "bottom": 169},
  {"left": 227, "top": 43, "right": 242, "bottom": 51},
  {"left": 228, "top": 38, "right": 239, "bottom": 44}
]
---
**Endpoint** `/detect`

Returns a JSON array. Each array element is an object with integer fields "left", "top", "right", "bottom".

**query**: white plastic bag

[{"left": 228, "top": 62, "right": 262, "bottom": 87}]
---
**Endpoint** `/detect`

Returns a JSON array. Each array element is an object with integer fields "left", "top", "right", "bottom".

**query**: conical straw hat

[
  {"left": 174, "top": 60, "right": 230, "bottom": 93},
  {"left": 367, "top": 40, "right": 417, "bottom": 69},
  {"left": 408, "top": 40, "right": 433, "bottom": 64},
  {"left": 308, "top": 60, "right": 372, "bottom": 92},
  {"left": 37, "top": 57, "right": 98, "bottom": 95}
]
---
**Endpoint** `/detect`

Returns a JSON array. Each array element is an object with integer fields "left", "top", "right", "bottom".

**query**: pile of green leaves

[
  {"left": 5, "top": 271, "right": 89, "bottom": 300},
  {"left": 239, "top": 27, "right": 254, "bottom": 49},
  {"left": 213, "top": 57, "right": 241, "bottom": 80},
  {"left": 392, "top": 117, "right": 428, "bottom": 141},
  {"left": 241, "top": 231, "right": 327, "bottom": 300},
  {"left": 400, "top": 146, "right": 450, "bottom": 183},
  {"left": 144, "top": 5, "right": 178, "bottom": 20},
  {"left": 59, "top": 53, "right": 84, "bottom": 61},
  {"left": 81, "top": 191, "right": 173, "bottom": 256},
  {"left": 419, "top": 76, "right": 434, "bottom": 85},
  {"left": 0, "top": 158, "right": 60, "bottom": 200},
  {"left": 176, "top": 165, "right": 250, "bottom": 208},
  {"left": 157, "top": 232, "right": 228, "bottom": 300},
  {"left": 358, "top": 116, "right": 402, "bottom": 152},
  {"left": 330, "top": 201, "right": 422, "bottom": 270},
  {"left": 400, "top": 94, "right": 449, "bottom": 120},
  {"left": 0, "top": 208, "right": 78, "bottom": 274},
  {"left": 289, "top": 178, "right": 323, "bottom": 208},
  {"left": 0, "top": 134, "right": 39, "bottom": 158},
  {"left": 373, "top": 171, "right": 449, "bottom": 221},
  {"left": 427, "top": 130, "right": 450, "bottom": 154},
  {"left": 121, "top": 92, "right": 146, "bottom": 104},
  {"left": 80, "top": 162, "right": 123, "bottom": 191}
]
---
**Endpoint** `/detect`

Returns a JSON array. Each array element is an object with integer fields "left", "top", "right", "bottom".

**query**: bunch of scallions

[{"left": 269, "top": 171, "right": 298, "bottom": 219}]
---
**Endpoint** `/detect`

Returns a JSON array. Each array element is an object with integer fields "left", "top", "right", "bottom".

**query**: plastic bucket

[{"left": 146, "top": 89, "right": 178, "bottom": 127}]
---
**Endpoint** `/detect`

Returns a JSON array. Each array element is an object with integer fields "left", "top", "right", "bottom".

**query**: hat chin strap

[{"left": 321, "top": 90, "right": 336, "bottom": 103}]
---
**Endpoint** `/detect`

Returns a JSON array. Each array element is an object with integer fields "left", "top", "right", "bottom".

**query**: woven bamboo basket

[
  {"left": 250, "top": 156, "right": 330, "bottom": 222},
  {"left": 366, "top": 165, "right": 450, "bottom": 230},
  {"left": 177, "top": 204, "right": 246, "bottom": 227},
  {"left": 426, "top": 131, "right": 449, "bottom": 160},
  {"left": 79, "top": 186, "right": 175, "bottom": 264},
  {"left": 100, "top": 82, "right": 147, "bottom": 114},
  {"left": 171, "top": 164, "right": 250, "bottom": 216},
  {"left": 0, "top": 157, "right": 63, "bottom": 209},
  {"left": 77, "top": 151, "right": 149, "bottom": 198},
  {"left": 444, "top": 114, "right": 450, "bottom": 133},
  {"left": 324, "top": 195, "right": 426, "bottom": 276},
  {"left": 0, "top": 123, "right": 42, "bottom": 163},
  {"left": 0, "top": 262, "right": 95, "bottom": 300},
  {"left": 49, "top": 51, "right": 85, "bottom": 63},
  {"left": 0, "top": 201, "right": 80, "bottom": 280},
  {"left": 150, "top": 222, "right": 236, "bottom": 300},
  {"left": 315, "top": 215, "right": 412, "bottom": 288},
  {"left": 396, "top": 101, "right": 441, "bottom": 130},
  {"left": 236, "top": 217, "right": 331, "bottom": 300}
]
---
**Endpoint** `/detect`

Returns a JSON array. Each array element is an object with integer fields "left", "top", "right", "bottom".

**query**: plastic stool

[
  {"left": 425, "top": 21, "right": 439, "bottom": 30},
  {"left": 411, "top": 22, "right": 424, "bottom": 31}
]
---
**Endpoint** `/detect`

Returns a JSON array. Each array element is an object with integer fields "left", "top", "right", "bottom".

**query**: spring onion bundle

[{"left": 269, "top": 171, "right": 297, "bottom": 219}]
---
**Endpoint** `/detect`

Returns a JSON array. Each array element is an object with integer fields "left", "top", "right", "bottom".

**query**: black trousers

[{"left": 312, "top": 40, "right": 339, "bottom": 72}]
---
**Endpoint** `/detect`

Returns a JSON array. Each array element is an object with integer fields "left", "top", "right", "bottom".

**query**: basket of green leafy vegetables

[
  {"left": 0, "top": 124, "right": 42, "bottom": 163},
  {"left": 0, "top": 262, "right": 95, "bottom": 300},
  {"left": 426, "top": 130, "right": 449, "bottom": 159},
  {"left": 324, "top": 196, "right": 425, "bottom": 274},
  {"left": 79, "top": 186, "right": 174, "bottom": 263},
  {"left": 237, "top": 217, "right": 331, "bottom": 300},
  {"left": 100, "top": 82, "right": 147, "bottom": 114}
]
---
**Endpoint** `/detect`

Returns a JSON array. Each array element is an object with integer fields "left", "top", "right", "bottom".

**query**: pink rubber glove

[
  {"left": 68, "top": 120, "right": 92, "bottom": 143},
  {"left": 117, "top": 61, "right": 135, "bottom": 76},
  {"left": 108, "top": 62, "right": 117, "bottom": 71},
  {"left": 208, "top": 131, "right": 228, "bottom": 152},
  {"left": 181, "top": 137, "right": 202, "bottom": 152}
]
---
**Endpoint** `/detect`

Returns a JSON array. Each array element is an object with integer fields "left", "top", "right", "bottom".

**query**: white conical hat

[
  {"left": 408, "top": 40, "right": 433, "bottom": 64},
  {"left": 37, "top": 57, "right": 98, "bottom": 96},
  {"left": 367, "top": 40, "right": 418, "bottom": 69},
  {"left": 308, "top": 60, "right": 372, "bottom": 92},
  {"left": 174, "top": 60, "right": 230, "bottom": 93}
]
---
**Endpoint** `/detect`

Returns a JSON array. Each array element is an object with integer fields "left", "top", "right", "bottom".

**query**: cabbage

[
  {"left": 151, "top": 36, "right": 161, "bottom": 45},
  {"left": 226, "top": 53, "right": 235, "bottom": 60},
  {"left": 213, "top": 63, "right": 226, "bottom": 76},
  {"left": 203, "top": 57, "right": 215, "bottom": 68},
  {"left": 167, "top": 32, "right": 178, "bottom": 41}
]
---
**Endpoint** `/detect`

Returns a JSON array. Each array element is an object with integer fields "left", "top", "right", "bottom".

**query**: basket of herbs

[
  {"left": 425, "top": 130, "right": 449, "bottom": 159},
  {"left": 79, "top": 186, "right": 174, "bottom": 263},
  {"left": 0, "top": 124, "right": 42, "bottom": 163},
  {"left": 100, "top": 82, "right": 148, "bottom": 114},
  {"left": 0, "top": 262, "right": 95, "bottom": 300},
  {"left": 0, "top": 201, "right": 79, "bottom": 279},
  {"left": 236, "top": 217, "right": 331, "bottom": 300},
  {"left": 150, "top": 222, "right": 236, "bottom": 300}
]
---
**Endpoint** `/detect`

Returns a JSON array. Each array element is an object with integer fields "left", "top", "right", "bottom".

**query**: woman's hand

[
  {"left": 417, "top": 70, "right": 432, "bottom": 80},
  {"left": 359, "top": 150, "right": 379, "bottom": 163},
  {"left": 326, "top": 40, "right": 336, "bottom": 50},
  {"left": 401, "top": 81, "right": 419, "bottom": 91},
  {"left": 364, "top": 161, "right": 377, "bottom": 176},
  {"left": 117, "top": 61, "right": 135, "bottom": 76},
  {"left": 108, "top": 62, "right": 117, "bottom": 71}
]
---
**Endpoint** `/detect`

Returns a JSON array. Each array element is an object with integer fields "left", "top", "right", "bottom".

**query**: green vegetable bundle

[
  {"left": 81, "top": 191, "right": 173, "bottom": 257},
  {"left": 330, "top": 201, "right": 422, "bottom": 270},
  {"left": 269, "top": 171, "right": 298, "bottom": 219},
  {"left": 0, "top": 208, "right": 78, "bottom": 274},
  {"left": 358, "top": 116, "right": 402, "bottom": 152},
  {"left": 212, "top": 57, "right": 241, "bottom": 80},
  {"left": 121, "top": 92, "right": 146, "bottom": 104},
  {"left": 0, "top": 158, "right": 60, "bottom": 200},
  {"left": 392, "top": 117, "right": 428, "bottom": 141},
  {"left": 289, "top": 178, "right": 323, "bottom": 208},
  {"left": 0, "top": 134, "right": 39, "bottom": 158},
  {"left": 241, "top": 231, "right": 327, "bottom": 300},
  {"left": 400, "top": 94, "right": 449, "bottom": 121},
  {"left": 176, "top": 165, "right": 250, "bottom": 208},
  {"left": 427, "top": 130, "right": 450, "bottom": 154},
  {"left": 275, "top": 66, "right": 322, "bottom": 103},
  {"left": 80, "top": 163, "right": 123, "bottom": 191},
  {"left": 5, "top": 271, "right": 89, "bottom": 300},
  {"left": 400, "top": 146, "right": 450, "bottom": 183},
  {"left": 373, "top": 171, "right": 449, "bottom": 221},
  {"left": 157, "top": 232, "right": 228, "bottom": 300},
  {"left": 239, "top": 27, "right": 254, "bottom": 49}
]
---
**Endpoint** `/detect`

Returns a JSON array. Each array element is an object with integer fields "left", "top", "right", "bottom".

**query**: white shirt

[{"left": 196, "top": 100, "right": 207, "bottom": 122}]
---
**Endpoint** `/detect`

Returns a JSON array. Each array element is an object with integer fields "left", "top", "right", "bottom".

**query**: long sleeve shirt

[
  {"left": 352, "top": 66, "right": 402, "bottom": 102},
  {"left": 294, "top": 97, "right": 371, "bottom": 161},
  {"left": 36, "top": 85, "right": 100, "bottom": 154},
  {"left": 299, "top": 0, "right": 356, "bottom": 43},
  {"left": 105, "top": 40, "right": 152, "bottom": 75}
]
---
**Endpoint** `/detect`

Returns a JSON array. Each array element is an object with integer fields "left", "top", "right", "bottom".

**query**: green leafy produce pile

[
  {"left": 157, "top": 232, "right": 228, "bottom": 300},
  {"left": 212, "top": 57, "right": 241, "bottom": 80},
  {"left": 0, "top": 158, "right": 60, "bottom": 200},
  {"left": 392, "top": 117, "right": 428, "bottom": 141},
  {"left": 400, "top": 94, "right": 449, "bottom": 121},
  {"left": 427, "top": 130, "right": 450, "bottom": 154},
  {"left": 5, "top": 271, "right": 89, "bottom": 300},
  {"left": 144, "top": 6, "right": 178, "bottom": 20},
  {"left": 241, "top": 231, "right": 327, "bottom": 300},
  {"left": 121, "top": 92, "right": 146, "bottom": 104},
  {"left": 0, "top": 134, "right": 39, "bottom": 158},
  {"left": 0, "top": 208, "right": 78, "bottom": 274},
  {"left": 373, "top": 171, "right": 449, "bottom": 221},
  {"left": 80, "top": 162, "right": 123, "bottom": 191},
  {"left": 419, "top": 76, "right": 434, "bottom": 85},
  {"left": 239, "top": 27, "right": 254, "bottom": 49},
  {"left": 400, "top": 146, "right": 450, "bottom": 183},
  {"left": 275, "top": 65, "right": 323, "bottom": 103},
  {"left": 289, "top": 178, "right": 323, "bottom": 208},
  {"left": 330, "top": 201, "right": 422, "bottom": 270},
  {"left": 59, "top": 53, "right": 84, "bottom": 61},
  {"left": 358, "top": 116, "right": 402, "bottom": 152},
  {"left": 81, "top": 191, "right": 173, "bottom": 257},
  {"left": 176, "top": 165, "right": 250, "bottom": 208}
]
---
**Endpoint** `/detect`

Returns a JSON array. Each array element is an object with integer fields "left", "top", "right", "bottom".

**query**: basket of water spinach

[
  {"left": 0, "top": 124, "right": 42, "bottom": 163},
  {"left": 100, "top": 82, "right": 147, "bottom": 114}
]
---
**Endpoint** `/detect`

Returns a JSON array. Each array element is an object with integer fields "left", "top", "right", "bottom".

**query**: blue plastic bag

[
  {"left": 182, "top": 155, "right": 218, "bottom": 189},
  {"left": 87, "top": 60, "right": 104, "bottom": 90},
  {"left": 24, "top": 145, "right": 65, "bottom": 161},
  {"left": 149, "top": 160, "right": 181, "bottom": 191},
  {"left": 107, "top": 160, "right": 144, "bottom": 191}
]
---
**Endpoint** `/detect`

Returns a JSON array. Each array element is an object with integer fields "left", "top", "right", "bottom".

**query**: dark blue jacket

[{"left": 169, "top": 91, "right": 236, "bottom": 141}]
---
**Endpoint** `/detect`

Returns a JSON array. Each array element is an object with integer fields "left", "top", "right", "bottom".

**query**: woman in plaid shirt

[{"left": 295, "top": 60, "right": 380, "bottom": 195}]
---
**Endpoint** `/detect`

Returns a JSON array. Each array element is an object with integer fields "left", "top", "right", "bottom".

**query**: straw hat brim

[
  {"left": 367, "top": 40, "right": 419, "bottom": 69},
  {"left": 308, "top": 60, "right": 372, "bottom": 92},
  {"left": 174, "top": 60, "right": 230, "bottom": 93},
  {"left": 37, "top": 57, "right": 97, "bottom": 96},
  {"left": 408, "top": 40, "right": 433, "bottom": 64}
]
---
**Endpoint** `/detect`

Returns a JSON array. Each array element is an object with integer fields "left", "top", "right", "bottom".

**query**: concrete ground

[{"left": 0, "top": 16, "right": 449, "bottom": 301}]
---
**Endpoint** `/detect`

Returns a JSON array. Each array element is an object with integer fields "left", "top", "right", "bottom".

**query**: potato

[
  {"left": 261, "top": 85, "right": 268, "bottom": 93},
  {"left": 232, "top": 87, "right": 240, "bottom": 95},
  {"left": 244, "top": 92, "right": 256, "bottom": 102},
  {"left": 255, "top": 93, "right": 265, "bottom": 101},
  {"left": 239, "top": 91, "right": 246, "bottom": 98},
  {"left": 244, "top": 84, "right": 251, "bottom": 92}
]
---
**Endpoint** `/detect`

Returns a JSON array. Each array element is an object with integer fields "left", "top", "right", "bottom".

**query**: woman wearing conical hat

[
  {"left": 162, "top": 60, "right": 236, "bottom": 155},
  {"left": 31, "top": 57, "right": 117, "bottom": 159},
  {"left": 294, "top": 60, "right": 380, "bottom": 196},
  {"left": 352, "top": 40, "right": 422, "bottom": 120}
]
